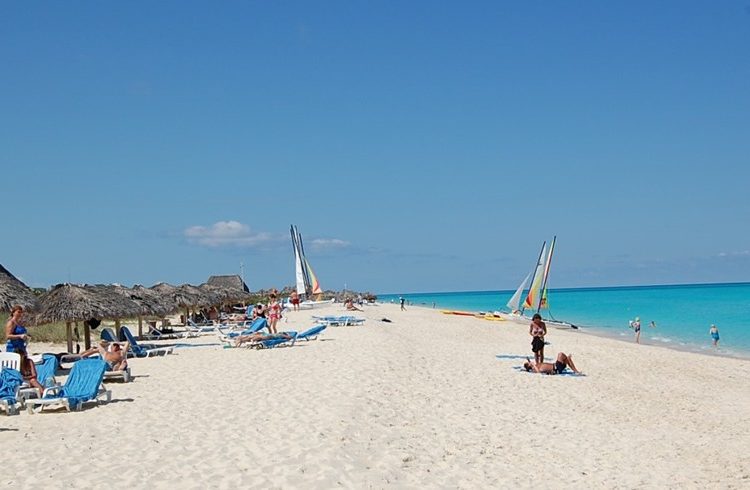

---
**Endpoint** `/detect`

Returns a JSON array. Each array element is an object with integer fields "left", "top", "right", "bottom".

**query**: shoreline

[{"left": 404, "top": 302, "right": 750, "bottom": 361}]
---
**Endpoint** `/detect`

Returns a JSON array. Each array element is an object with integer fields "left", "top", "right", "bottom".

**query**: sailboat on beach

[
  {"left": 289, "top": 225, "right": 334, "bottom": 309},
  {"left": 502, "top": 236, "right": 577, "bottom": 329}
]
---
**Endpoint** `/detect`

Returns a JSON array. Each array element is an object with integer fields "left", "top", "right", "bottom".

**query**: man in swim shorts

[{"left": 523, "top": 352, "right": 581, "bottom": 375}]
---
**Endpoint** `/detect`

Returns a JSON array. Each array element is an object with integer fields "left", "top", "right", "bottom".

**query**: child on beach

[{"left": 709, "top": 324, "right": 720, "bottom": 347}]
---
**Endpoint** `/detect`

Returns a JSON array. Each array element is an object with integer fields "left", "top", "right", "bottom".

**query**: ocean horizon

[{"left": 379, "top": 281, "right": 750, "bottom": 358}]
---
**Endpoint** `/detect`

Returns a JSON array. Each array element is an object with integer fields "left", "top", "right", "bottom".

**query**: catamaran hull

[{"left": 285, "top": 299, "right": 335, "bottom": 310}]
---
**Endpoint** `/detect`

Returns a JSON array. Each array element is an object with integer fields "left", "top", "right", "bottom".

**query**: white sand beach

[{"left": 4, "top": 303, "right": 750, "bottom": 488}]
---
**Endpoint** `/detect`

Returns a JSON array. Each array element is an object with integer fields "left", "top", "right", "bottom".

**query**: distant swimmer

[
  {"left": 650, "top": 321, "right": 656, "bottom": 328},
  {"left": 709, "top": 324, "right": 720, "bottom": 347}
]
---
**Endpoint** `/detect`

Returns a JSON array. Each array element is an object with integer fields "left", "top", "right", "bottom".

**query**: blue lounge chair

[
  {"left": 25, "top": 358, "right": 111, "bottom": 413},
  {"left": 0, "top": 368, "right": 23, "bottom": 415},
  {"left": 219, "top": 318, "right": 267, "bottom": 342},
  {"left": 296, "top": 324, "right": 327, "bottom": 341},
  {"left": 35, "top": 354, "right": 59, "bottom": 387},
  {"left": 120, "top": 326, "right": 174, "bottom": 357},
  {"left": 253, "top": 331, "right": 297, "bottom": 349}
]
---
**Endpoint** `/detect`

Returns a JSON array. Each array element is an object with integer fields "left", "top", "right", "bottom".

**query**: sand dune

[{"left": 4, "top": 303, "right": 749, "bottom": 488}]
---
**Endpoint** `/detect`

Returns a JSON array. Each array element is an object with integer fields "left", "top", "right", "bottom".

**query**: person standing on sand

[
  {"left": 629, "top": 317, "right": 641, "bottom": 344},
  {"left": 709, "top": 324, "right": 720, "bottom": 347},
  {"left": 267, "top": 293, "right": 281, "bottom": 334},
  {"left": 529, "top": 313, "right": 547, "bottom": 364},
  {"left": 290, "top": 291, "right": 300, "bottom": 311},
  {"left": 400, "top": 296, "right": 406, "bottom": 311}
]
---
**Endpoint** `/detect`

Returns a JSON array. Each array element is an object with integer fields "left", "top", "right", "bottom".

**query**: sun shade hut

[
  {"left": 150, "top": 282, "right": 209, "bottom": 325},
  {"left": 108, "top": 284, "right": 175, "bottom": 337},
  {"left": 0, "top": 263, "right": 37, "bottom": 312},
  {"left": 199, "top": 283, "right": 253, "bottom": 306},
  {"left": 33, "top": 283, "right": 142, "bottom": 352}
]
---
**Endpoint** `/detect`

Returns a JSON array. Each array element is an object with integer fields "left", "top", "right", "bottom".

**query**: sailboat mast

[
  {"left": 537, "top": 235, "right": 556, "bottom": 313},
  {"left": 521, "top": 241, "right": 546, "bottom": 315}
]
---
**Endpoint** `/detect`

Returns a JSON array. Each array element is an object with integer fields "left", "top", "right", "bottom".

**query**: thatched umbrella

[
  {"left": 34, "top": 283, "right": 142, "bottom": 352},
  {"left": 108, "top": 284, "right": 176, "bottom": 337},
  {"left": 0, "top": 263, "right": 37, "bottom": 312},
  {"left": 150, "top": 282, "right": 208, "bottom": 325},
  {"left": 150, "top": 282, "right": 180, "bottom": 310}
]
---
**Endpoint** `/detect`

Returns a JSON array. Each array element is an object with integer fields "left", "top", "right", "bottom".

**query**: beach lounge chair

[
  {"left": 0, "top": 352, "right": 21, "bottom": 372},
  {"left": 295, "top": 324, "right": 327, "bottom": 341},
  {"left": 0, "top": 367, "right": 23, "bottom": 415},
  {"left": 26, "top": 358, "right": 111, "bottom": 413},
  {"left": 312, "top": 316, "right": 365, "bottom": 326},
  {"left": 249, "top": 331, "right": 298, "bottom": 349},
  {"left": 186, "top": 319, "right": 217, "bottom": 334},
  {"left": 143, "top": 324, "right": 192, "bottom": 340},
  {"left": 120, "top": 326, "right": 174, "bottom": 357},
  {"left": 17, "top": 354, "right": 61, "bottom": 403},
  {"left": 218, "top": 318, "right": 267, "bottom": 342}
]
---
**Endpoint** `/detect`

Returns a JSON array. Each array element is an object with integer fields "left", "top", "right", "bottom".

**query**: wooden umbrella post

[
  {"left": 138, "top": 315, "right": 143, "bottom": 339},
  {"left": 65, "top": 321, "right": 73, "bottom": 354},
  {"left": 84, "top": 320, "right": 92, "bottom": 350},
  {"left": 115, "top": 319, "right": 121, "bottom": 340}
]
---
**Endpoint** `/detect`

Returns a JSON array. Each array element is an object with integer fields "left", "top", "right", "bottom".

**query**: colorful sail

[
  {"left": 305, "top": 258, "right": 322, "bottom": 295},
  {"left": 538, "top": 236, "right": 556, "bottom": 311},
  {"left": 523, "top": 243, "right": 547, "bottom": 310}
]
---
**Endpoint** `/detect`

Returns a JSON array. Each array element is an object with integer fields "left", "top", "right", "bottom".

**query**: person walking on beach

[
  {"left": 709, "top": 324, "right": 720, "bottom": 347},
  {"left": 529, "top": 313, "right": 547, "bottom": 364},
  {"left": 399, "top": 296, "right": 406, "bottom": 311},
  {"left": 629, "top": 317, "right": 641, "bottom": 344}
]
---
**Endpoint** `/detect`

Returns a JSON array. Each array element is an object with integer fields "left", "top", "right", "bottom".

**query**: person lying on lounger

[
  {"left": 522, "top": 352, "right": 581, "bottom": 375},
  {"left": 81, "top": 341, "right": 129, "bottom": 371},
  {"left": 234, "top": 332, "right": 293, "bottom": 348}
]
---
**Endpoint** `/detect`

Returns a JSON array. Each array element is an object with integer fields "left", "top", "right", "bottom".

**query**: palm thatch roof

[
  {"left": 0, "top": 263, "right": 38, "bottom": 311},
  {"left": 150, "top": 282, "right": 211, "bottom": 309},
  {"left": 32, "top": 283, "right": 143, "bottom": 325},
  {"left": 109, "top": 284, "right": 174, "bottom": 318},
  {"left": 207, "top": 275, "right": 249, "bottom": 293},
  {"left": 198, "top": 283, "right": 253, "bottom": 305}
]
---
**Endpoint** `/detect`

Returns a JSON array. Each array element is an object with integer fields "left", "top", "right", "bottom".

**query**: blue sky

[{"left": 2, "top": 1, "right": 748, "bottom": 293}]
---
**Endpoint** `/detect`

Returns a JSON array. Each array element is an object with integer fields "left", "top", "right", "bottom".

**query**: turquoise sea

[{"left": 380, "top": 282, "right": 750, "bottom": 358}]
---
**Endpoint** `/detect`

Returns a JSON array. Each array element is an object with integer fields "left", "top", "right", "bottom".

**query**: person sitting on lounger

[
  {"left": 234, "top": 331, "right": 293, "bottom": 348},
  {"left": 81, "top": 341, "right": 129, "bottom": 371},
  {"left": 522, "top": 352, "right": 581, "bottom": 375},
  {"left": 344, "top": 298, "right": 362, "bottom": 311}
]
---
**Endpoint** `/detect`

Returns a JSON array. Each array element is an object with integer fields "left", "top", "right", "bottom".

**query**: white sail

[
  {"left": 294, "top": 242, "right": 306, "bottom": 295},
  {"left": 507, "top": 271, "right": 531, "bottom": 312}
]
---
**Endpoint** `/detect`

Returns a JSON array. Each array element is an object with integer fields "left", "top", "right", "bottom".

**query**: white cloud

[
  {"left": 310, "top": 238, "right": 351, "bottom": 249},
  {"left": 184, "top": 221, "right": 274, "bottom": 248}
]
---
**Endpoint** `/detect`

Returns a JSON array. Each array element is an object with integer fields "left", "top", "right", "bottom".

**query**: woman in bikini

[
  {"left": 267, "top": 293, "right": 281, "bottom": 334},
  {"left": 523, "top": 352, "right": 581, "bottom": 375}
]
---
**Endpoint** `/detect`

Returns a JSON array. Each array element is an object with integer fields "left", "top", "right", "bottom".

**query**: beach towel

[{"left": 0, "top": 368, "right": 23, "bottom": 404}]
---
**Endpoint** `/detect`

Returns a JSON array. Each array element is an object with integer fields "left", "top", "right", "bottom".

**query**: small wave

[{"left": 650, "top": 336, "right": 672, "bottom": 343}]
